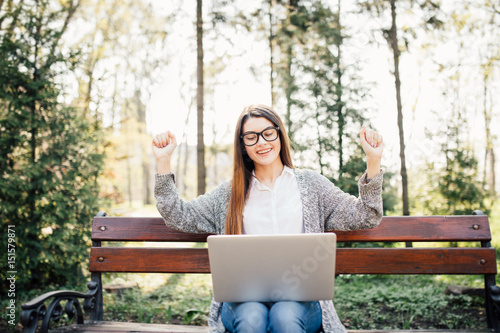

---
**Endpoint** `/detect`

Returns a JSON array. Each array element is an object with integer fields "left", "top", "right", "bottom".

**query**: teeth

[{"left": 258, "top": 148, "right": 271, "bottom": 154}]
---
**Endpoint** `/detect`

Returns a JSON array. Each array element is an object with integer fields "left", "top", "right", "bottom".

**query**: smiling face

[{"left": 241, "top": 117, "right": 283, "bottom": 170}]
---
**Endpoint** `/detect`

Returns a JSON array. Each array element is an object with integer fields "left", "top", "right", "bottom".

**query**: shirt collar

[
  {"left": 251, "top": 166, "right": 295, "bottom": 189},
  {"left": 282, "top": 165, "right": 294, "bottom": 176}
]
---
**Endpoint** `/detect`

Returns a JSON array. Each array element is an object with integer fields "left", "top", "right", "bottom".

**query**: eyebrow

[{"left": 242, "top": 126, "right": 275, "bottom": 134}]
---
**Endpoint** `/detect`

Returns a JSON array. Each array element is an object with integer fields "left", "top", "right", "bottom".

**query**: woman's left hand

[
  {"left": 360, "top": 125, "right": 383, "bottom": 160},
  {"left": 360, "top": 125, "right": 383, "bottom": 178}
]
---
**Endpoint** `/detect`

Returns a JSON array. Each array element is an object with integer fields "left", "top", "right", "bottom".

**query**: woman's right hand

[{"left": 152, "top": 131, "right": 177, "bottom": 161}]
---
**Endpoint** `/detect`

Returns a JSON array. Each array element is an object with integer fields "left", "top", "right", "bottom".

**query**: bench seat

[
  {"left": 52, "top": 321, "right": 210, "bottom": 332},
  {"left": 50, "top": 321, "right": 494, "bottom": 332}
]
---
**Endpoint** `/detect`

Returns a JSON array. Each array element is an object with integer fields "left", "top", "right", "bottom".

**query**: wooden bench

[{"left": 21, "top": 210, "right": 500, "bottom": 332}]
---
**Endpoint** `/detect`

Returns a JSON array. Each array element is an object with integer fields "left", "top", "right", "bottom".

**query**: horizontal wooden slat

[
  {"left": 333, "top": 215, "right": 491, "bottom": 242},
  {"left": 90, "top": 247, "right": 210, "bottom": 273},
  {"left": 89, "top": 247, "right": 496, "bottom": 275},
  {"left": 92, "top": 215, "right": 491, "bottom": 243},
  {"left": 92, "top": 217, "right": 211, "bottom": 242},
  {"left": 336, "top": 248, "right": 497, "bottom": 274}
]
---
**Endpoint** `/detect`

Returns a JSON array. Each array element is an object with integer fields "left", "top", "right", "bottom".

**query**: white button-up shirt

[{"left": 243, "top": 166, "right": 304, "bottom": 235}]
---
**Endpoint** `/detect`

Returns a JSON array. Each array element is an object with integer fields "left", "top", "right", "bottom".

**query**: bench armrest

[{"left": 20, "top": 281, "right": 99, "bottom": 333}]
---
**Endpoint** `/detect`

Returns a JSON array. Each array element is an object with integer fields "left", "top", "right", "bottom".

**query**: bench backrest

[{"left": 89, "top": 215, "right": 496, "bottom": 276}]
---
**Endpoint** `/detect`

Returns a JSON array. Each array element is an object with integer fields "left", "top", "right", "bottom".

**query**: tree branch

[
  {"left": 1, "top": 0, "right": 24, "bottom": 34},
  {"left": 43, "top": 0, "right": 80, "bottom": 70}
]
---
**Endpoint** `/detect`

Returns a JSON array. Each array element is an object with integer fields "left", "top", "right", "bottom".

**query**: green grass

[
  {"left": 103, "top": 273, "right": 213, "bottom": 325},
  {"left": 334, "top": 275, "right": 486, "bottom": 329}
]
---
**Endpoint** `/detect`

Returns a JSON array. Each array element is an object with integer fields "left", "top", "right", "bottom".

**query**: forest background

[{"left": 0, "top": 0, "right": 499, "bottom": 328}]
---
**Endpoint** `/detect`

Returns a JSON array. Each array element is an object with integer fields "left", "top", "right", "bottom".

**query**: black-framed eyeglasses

[{"left": 240, "top": 126, "right": 280, "bottom": 146}]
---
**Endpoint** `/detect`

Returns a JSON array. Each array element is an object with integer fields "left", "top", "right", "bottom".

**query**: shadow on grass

[{"left": 335, "top": 275, "right": 487, "bottom": 330}]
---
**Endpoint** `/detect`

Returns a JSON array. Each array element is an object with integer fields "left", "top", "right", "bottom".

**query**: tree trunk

[
  {"left": 124, "top": 101, "right": 133, "bottom": 207},
  {"left": 389, "top": 0, "right": 409, "bottom": 217},
  {"left": 284, "top": 0, "right": 298, "bottom": 144},
  {"left": 489, "top": 149, "right": 496, "bottom": 196},
  {"left": 268, "top": 0, "right": 275, "bottom": 108},
  {"left": 197, "top": 0, "right": 206, "bottom": 195},
  {"left": 315, "top": 103, "right": 325, "bottom": 175},
  {"left": 336, "top": 0, "right": 344, "bottom": 181},
  {"left": 285, "top": 44, "right": 292, "bottom": 139},
  {"left": 183, "top": 142, "right": 190, "bottom": 195},
  {"left": 30, "top": 2, "right": 41, "bottom": 224},
  {"left": 135, "top": 89, "right": 151, "bottom": 205},
  {"left": 483, "top": 71, "right": 496, "bottom": 196},
  {"left": 84, "top": 59, "right": 95, "bottom": 118},
  {"left": 110, "top": 66, "right": 119, "bottom": 129},
  {"left": 127, "top": 153, "right": 132, "bottom": 207}
]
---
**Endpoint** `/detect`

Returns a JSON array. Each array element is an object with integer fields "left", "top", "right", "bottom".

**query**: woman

[{"left": 153, "top": 104, "right": 384, "bottom": 333}]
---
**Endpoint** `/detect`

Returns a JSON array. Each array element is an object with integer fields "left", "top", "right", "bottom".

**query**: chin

[{"left": 255, "top": 155, "right": 280, "bottom": 167}]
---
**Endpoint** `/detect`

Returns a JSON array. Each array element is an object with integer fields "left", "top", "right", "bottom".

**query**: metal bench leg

[
  {"left": 485, "top": 274, "right": 500, "bottom": 330},
  {"left": 89, "top": 272, "right": 103, "bottom": 321}
]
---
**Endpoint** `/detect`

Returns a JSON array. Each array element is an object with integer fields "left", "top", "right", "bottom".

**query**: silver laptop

[{"left": 207, "top": 233, "right": 337, "bottom": 303}]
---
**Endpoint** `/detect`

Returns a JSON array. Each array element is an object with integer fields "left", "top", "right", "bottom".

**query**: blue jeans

[{"left": 221, "top": 301, "right": 322, "bottom": 333}]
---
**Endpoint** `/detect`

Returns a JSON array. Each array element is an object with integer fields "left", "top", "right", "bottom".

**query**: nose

[{"left": 256, "top": 133, "right": 267, "bottom": 145}]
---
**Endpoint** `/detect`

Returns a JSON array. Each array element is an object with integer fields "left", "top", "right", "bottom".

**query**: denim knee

[
  {"left": 222, "top": 301, "right": 321, "bottom": 333},
  {"left": 222, "top": 302, "right": 269, "bottom": 333},
  {"left": 268, "top": 301, "right": 321, "bottom": 333}
]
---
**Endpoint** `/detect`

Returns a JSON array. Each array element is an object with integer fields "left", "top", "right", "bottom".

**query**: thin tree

[
  {"left": 480, "top": 2, "right": 498, "bottom": 197},
  {"left": 388, "top": 0, "right": 409, "bottom": 216},
  {"left": 268, "top": 0, "right": 276, "bottom": 107},
  {"left": 197, "top": 0, "right": 206, "bottom": 195},
  {"left": 483, "top": 59, "right": 496, "bottom": 196},
  {"left": 334, "top": 0, "right": 345, "bottom": 181},
  {"left": 284, "top": 0, "right": 299, "bottom": 144}
]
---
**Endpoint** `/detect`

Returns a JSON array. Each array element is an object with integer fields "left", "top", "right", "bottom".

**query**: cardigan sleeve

[
  {"left": 154, "top": 173, "right": 230, "bottom": 234},
  {"left": 316, "top": 170, "right": 384, "bottom": 231}
]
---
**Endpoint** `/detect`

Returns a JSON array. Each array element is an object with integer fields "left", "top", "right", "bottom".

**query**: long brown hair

[{"left": 225, "top": 104, "right": 294, "bottom": 234}]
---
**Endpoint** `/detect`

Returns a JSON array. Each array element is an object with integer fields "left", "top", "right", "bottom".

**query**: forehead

[{"left": 242, "top": 117, "right": 274, "bottom": 133}]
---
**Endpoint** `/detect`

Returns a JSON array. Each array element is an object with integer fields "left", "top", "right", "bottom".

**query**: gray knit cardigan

[{"left": 155, "top": 168, "right": 384, "bottom": 333}]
